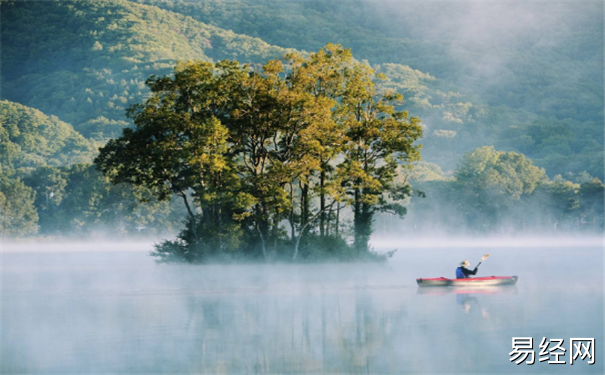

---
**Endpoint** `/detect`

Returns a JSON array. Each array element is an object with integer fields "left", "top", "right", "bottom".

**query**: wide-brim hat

[{"left": 460, "top": 260, "right": 470, "bottom": 267}]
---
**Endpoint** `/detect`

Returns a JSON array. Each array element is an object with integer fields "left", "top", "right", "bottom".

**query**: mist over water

[{"left": 2, "top": 239, "right": 603, "bottom": 374}]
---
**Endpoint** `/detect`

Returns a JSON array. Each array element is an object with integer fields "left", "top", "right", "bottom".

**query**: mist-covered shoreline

[{"left": 3, "top": 234, "right": 602, "bottom": 254}]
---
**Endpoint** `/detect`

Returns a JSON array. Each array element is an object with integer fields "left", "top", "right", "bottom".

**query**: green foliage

[
  {"left": 0, "top": 100, "right": 95, "bottom": 170},
  {"left": 398, "top": 162, "right": 451, "bottom": 183},
  {"left": 405, "top": 147, "right": 602, "bottom": 233},
  {"left": 534, "top": 179, "right": 580, "bottom": 219},
  {"left": 97, "top": 45, "right": 422, "bottom": 262},
  {"left": 17, "top": 164, "right": 186, "bottom": 237},
  {"left": 2, "top": 0, "right": 602, "bottom": 180},
  {"left": 130, "top": 0, "right": 603, "bottom": 179},
  {"left": 579, "top": 178, "right": 605, "bottom": 226},
  {"left": 453, "top": 146, "right": 547, "bottom": 230},
  {"left": 455, "top": 146, "right": 546, "bottom": 200},
  {"left": 1, "top": 0, "right": 289, "bottom": 139},
  {"left": 0, "top": 173, "right": 38, "bottom": 237},
  {"left": 22, "top": 166, "right": 68, "bottom": 234}
]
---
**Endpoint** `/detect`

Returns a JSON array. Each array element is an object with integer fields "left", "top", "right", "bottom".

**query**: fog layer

[{"left": 2, "top": 241, "right": 603, "bottom": 373}]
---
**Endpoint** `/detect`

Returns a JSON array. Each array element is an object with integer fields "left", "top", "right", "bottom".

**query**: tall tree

[
  {"left": 96, "top": 60, "right": 245, "bottom": 259},
  {"left": 338, "top": 62, "right": 423, "bottom": 252}
]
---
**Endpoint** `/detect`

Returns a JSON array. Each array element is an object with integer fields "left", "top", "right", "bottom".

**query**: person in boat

[{"left": 456, "top": 260, "right": 478, "bottom": 279}]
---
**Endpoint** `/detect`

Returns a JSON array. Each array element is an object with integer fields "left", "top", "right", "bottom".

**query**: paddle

[{"left": 475, "top": 253, "right": 490, "bottom": 269}]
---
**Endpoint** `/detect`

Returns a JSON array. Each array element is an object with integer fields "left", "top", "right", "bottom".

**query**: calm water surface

[{"left": 2, "top": 243, "right": 603, "bottom": 374}]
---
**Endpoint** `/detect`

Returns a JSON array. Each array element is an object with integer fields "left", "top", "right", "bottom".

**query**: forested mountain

[
  {"left": 1, "top": 0, "right": 602, "bottom": 179},
  {"left": 0, "top": 100, "right": 95, "bottom": 170},
  {"left": 1, "top": 0, "right": 290, "bottom": 139},
  {"left": 133, "top": 0, "right": 603, "bottom": 122},
  {"left": 0, "top": 0, "right": 603, "bottom": 240},
  {"left": 131, "top": 0, "right": 604, "bottom": 178}
]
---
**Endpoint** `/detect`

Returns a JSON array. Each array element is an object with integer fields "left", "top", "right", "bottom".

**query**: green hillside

[
  {"left": 1, "top": 0, "right": 603, "bottom": 179},
  {"left": 0, "top": 100, "right": 95, "bottom": 170},
  {"left": 1, "top": 0, "right": 290, "bottom": 139},
  {"left": 133, "top": 0, "right": 604, "bottom": 122},
  {"left": 128, "top": 0, "right": 604, "bottom": 178}
]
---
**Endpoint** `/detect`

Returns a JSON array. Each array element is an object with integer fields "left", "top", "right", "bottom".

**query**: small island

[{"left": 95, "top": 44, "right": 423, "bottom": 263}]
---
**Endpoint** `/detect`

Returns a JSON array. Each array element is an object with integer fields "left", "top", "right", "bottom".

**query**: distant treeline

[
  {"left": 0, "top": 164, "right": 185, "bottom": 239},
  {"left": 2, "top": 148, "right": 602, "bottom": 243},
  {"left": 393, "top": 147, "right": 604, "bottom": 235}
]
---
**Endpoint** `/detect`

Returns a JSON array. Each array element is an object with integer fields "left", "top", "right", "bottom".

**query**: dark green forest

[{"left": 0, "top": 0, "right": 603, "bottom": 258}]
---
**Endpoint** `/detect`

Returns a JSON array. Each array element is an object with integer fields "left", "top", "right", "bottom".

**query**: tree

[
  {"left": 531, "top": 178, "right": 580, "bottom": 231},
  {"left": 96, "top": 60, "right": 258, "bottom": 260},
  {"left": 283, "top": 45, "right": 423, "bottom": 255},
  {"left": 579, "top": 178, "right": 604, "bottom": 227},
  {"left": 338, "top": 61, "right": 422, "bottom": 252},
  {"left": 0, "top": 174, "right": 38, "bottom": 237},
  {"left": 22, "top": 166, "right": 68, "bottom": 233},
  {"left": 96, "top": 44, "right": 423, "bottom": 262},
  {"left": 454, "top": 146, "right": 547, "bottom": 230}
]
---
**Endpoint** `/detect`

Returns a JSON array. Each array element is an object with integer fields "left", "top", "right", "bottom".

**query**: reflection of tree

[
  {"left": 172, "top": 289, "right": 411, "bottom": 373},
  {"left": 331, "top": 291, "right": 410, "bottom": 373},
  {"left": 334, "top": 292, "right": 384, "bottom": 371}
]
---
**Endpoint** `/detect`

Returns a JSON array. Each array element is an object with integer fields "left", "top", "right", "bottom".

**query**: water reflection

[
  {"left": 419, "top": 286, "right": 517, "bottom": 319},
  {"left": 416, "top": 285, "right": 518, "bottom": 296},
  {"left": 4, "top": 288, "right": 413, "bottom": 373}
]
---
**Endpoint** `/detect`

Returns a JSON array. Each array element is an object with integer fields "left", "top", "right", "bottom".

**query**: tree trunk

[
  {"left": 217, "top": 204, "right": 223, "bottom": 252},
  {"left": 292, "top": 228, "right": 304, "bottom": 261},
  {"left": 255, "top": 203, "right": 268, "bottom": 261},
  {"left": 319, "top": 169, "right": 325, "bottom": 237},
  {"left": 353, "top": 189, "right": 373, "bottom": 253},
  {"left": 353, "top": 188, "right": 361, "bottom": 251},
  {"left": 293, "top": 181, "right": 310, "bottom": 258},
  {"left": 359, "top": 202, "right": 373, "bottom": 253},
  {"left": 300, "top": 181, "right": 309, "bottom": 228},
  {"left": 325, "top": 204, "right": 332, "bottom": 237},
  {"left": 256, "top": 223, "right": 268, "bottom": 260},
  {"left": 293, "top": 218, "right": 314, "bottom": 261},
  {"left": 180, "top": 190, "right": 199, "bottom": 242},
  {"left": 293, "top": 200, "right": 336, "bottom": 260},
  {"left": 271, "top": 220, "right": 279, "bottom": 255},
  {"left": 289, "top": 182, "right": 295, "bottom": 241},
  {"left": 335, "top": 201, "right": 341, "bottom": 236}
]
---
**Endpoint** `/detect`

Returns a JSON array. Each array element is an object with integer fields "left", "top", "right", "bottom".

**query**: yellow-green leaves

[{"left": 96, "top": 44, "right": 424, "bottom": 260}]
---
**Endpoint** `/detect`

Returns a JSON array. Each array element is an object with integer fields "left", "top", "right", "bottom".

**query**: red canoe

[{"left": 416, "top": 276, "right": 518, "bottom": 287}]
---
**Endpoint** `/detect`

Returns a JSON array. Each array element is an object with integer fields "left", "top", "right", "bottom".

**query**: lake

[{"left": 2, "top": 240, "right": 603, "bottom": 374}]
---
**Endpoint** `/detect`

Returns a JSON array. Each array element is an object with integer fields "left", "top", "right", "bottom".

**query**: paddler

[{"left": 456, "top": 260, "right": 478, "bottom": 279}]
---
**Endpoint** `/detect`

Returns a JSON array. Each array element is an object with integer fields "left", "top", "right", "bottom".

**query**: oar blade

[{"left": 481, "top": 253, "right": 490, "bottom": 262}]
